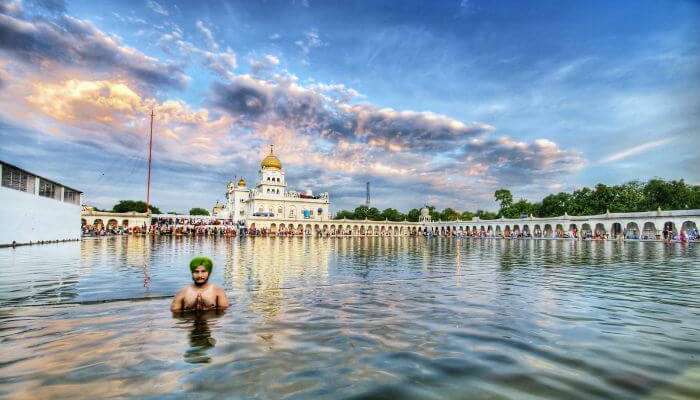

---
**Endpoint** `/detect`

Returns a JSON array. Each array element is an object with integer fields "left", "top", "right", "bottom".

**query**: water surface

[{"left": 1, "top": 237, "right": 698, "bottom": 399}]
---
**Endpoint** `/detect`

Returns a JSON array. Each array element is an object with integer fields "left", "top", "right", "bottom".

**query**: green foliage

[
  {"left": 353, "top": 205, "right": 369, "bottom": 219},
  {"left": 334, "top": 210, "right": 355, "bottom": 219},
  {"left": 439, "top": 207, "right": 461, "bottom": 221},
  {"left": 406, "top": 208, "right": 420, "bottom": 222},
  {"left": 367, "top": 207, "right": 382, "bottom": 220},
  {"left": 476, "top": 210, "right": 498, "bottom": 220},
  {"left": 494, "top": 189, "right": 513, "bottom": 209},
  {"left": 112, "top": 200, "right": 161, "bottom": 214},
  {"left": 189, "top": 207, "right": 210, "bottom": 216},
  {"left": 380, "top": 208, "right": 406, "bottom": 221},
  {"left": 331, "top": 179, "right": 698, "bottom": 223},
  {"left": 496, "top": 178, "right": 699, "bottom": 218}
]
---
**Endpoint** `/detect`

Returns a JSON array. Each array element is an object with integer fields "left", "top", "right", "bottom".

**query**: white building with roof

[
  {"left": 219, "top": 146, "right": 330, "bottom": 224},
  {"left": 1, "top": 160, "right": 82, "bottom": 246}
]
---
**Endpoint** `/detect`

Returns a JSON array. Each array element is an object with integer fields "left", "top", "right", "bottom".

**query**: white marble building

[{"left": 217, "top": 147, "right": 330, "bottom": 223}]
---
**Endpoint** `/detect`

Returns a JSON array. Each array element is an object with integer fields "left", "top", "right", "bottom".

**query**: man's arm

[
  {"left": 216, "top": 287, "right": 230, "bottom": 309},
  {"left": 170, "top": 288, "right": 186, "bottom": 312}
]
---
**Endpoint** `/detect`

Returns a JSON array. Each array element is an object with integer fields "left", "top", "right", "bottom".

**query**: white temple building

[{"left": 215, "top": 146, "right": 330, "bottom": 223}]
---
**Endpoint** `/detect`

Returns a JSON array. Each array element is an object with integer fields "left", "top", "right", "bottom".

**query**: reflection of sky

[
  {"left": 1, "top": 1, "right": 698, "bottom": 213},
  {"left": 0, "top": 238, "right": 698, "bottom": 398}
]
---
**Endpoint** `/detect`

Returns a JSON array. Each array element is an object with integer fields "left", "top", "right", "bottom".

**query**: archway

[
  {"left": 625, "top": 222, "right": 639, "bottom": 239},
  {"left": 544, "top": 224, "right": 553, "bottom": 237},
  {"left": 522, "top": 225, "right": 530, "bottom": 237},
  {"left": 81, "top": 218, "right": 87, "bottom": 227},
  {"left": 663, "top": 221, "right": 677, "bottom": 237},
  {"left": 533, "top": 224, "right": 541, "bottom": 237},
  {"left": 642, "top": 222, "right": 656, "bottom": 239},
  {"left": 107, "top": 219, "right": 118, "bottom": 229},
  {"left": 594, "top": 223, "right": 606, "bottom": 238},
  {"left": 93, "top": 219, "right": 104, "bottom": 229},
  {"left": 611, "top": 222, "right": 623, "bottom": 238},
  {"left": 681, "top": 221, "right": 697, "bottom": 239},
  {"left": 122, "top": 219, "right": 129, "bottom": 228},
  {"left": 555, "top": 224, "right": 564, "bottom": 238},
  {"left": 568, "top": 223, "right": 578, "bottom": 238},
  {"left": 270, "top": 223, "right": 277, "bottom": 234},
  {"left": 495, "top": 226, "right": 502, "bottom": 237},
  {"left": 581, "top": 223, "right": 591, "bottom": 238}
]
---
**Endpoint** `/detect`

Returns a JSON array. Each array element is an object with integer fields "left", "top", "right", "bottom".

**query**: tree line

[
  {"left": 105, "top": 200, "right": 210, "bottom": 216},
  {"left": 334, "top": 178, "right": 700, "bottom": 222}
]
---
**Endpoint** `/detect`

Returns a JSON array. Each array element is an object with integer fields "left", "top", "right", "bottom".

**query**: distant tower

[{"left": 366, "top": 182, "right": 370, "bottom": 206}]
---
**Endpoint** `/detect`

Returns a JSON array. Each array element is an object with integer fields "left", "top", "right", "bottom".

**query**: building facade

[
  {"left": 1, "top": 160, "right": 82, "bottom": 246},
  {"left": 219, "top": 147, "right": 331, "bottom": 224}
]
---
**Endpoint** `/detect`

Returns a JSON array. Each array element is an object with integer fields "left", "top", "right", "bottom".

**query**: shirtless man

[{"left": 171, "top": 256, "right": 229, "bottom": 312}]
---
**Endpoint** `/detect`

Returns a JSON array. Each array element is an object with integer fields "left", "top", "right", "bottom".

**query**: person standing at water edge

[{"left": 171, "top": 257, "right": 229, "bottom": 312}]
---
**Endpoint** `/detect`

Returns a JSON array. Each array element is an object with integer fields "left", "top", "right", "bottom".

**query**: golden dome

[
  {"left": 237, "top": 177, "right": 246, "bottom": 187},
  {"left": 261, "top": 145, "right": 282, "bottom": 170}
]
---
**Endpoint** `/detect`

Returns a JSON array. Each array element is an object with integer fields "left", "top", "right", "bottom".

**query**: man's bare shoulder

[
  {"left": 212, "top": 285, "right": 226, "bottom": 295},
  {"left": 175, "top": 285, "right": 192, "bottom": 296}
]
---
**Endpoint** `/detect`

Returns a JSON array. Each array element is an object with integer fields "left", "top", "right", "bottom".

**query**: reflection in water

[
  {"left": 175, "top": 309, "right": 224, "bottom": 364},
  {"left": 0, "top": 238, "right": 698, "bottom": 399}
]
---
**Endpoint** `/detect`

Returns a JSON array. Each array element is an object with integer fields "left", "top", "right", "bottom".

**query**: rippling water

[{"left": 0, "top": 237, "right": 699, "bottom": 399}]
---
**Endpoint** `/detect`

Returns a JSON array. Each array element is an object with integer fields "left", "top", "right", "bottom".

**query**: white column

[{"left": 34, "top": 176, "right": 40, "bottom": 195}]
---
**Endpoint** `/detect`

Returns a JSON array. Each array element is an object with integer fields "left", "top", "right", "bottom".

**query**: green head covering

[{"left": 189, "top": 256, "right": 213, "bottom": 273}]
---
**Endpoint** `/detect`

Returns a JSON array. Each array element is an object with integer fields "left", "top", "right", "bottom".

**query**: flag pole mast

[{"left": 146, "top": 109, "right": 154, "bottom": 214}]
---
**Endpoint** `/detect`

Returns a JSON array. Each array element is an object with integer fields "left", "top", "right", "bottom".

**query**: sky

[{"left": 0, "top": 0, "right": 698, "bottom": 214}]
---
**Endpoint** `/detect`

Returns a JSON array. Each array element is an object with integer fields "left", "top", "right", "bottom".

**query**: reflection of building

[
  {"left": 220, "top": 146, "right": 330, "bottom": 223},
  {"left": 229, "top": 237, "right": 331, "bottom": 320},
  {"left": 1, "top": 160, "right": 82, "bottom": 246}
]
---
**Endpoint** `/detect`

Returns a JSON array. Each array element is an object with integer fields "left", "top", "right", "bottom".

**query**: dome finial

[{"left": 261, "top": 144, "right": 282, "bottom": 170}]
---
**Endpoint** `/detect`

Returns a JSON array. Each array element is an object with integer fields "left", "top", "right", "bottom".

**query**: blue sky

[{"left": 0, "top": 0, "right": 698, "bottom": 213}]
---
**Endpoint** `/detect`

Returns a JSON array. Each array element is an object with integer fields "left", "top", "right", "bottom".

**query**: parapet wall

[{"left": 0, "top": 187, "right": 81, "bottom": 246}]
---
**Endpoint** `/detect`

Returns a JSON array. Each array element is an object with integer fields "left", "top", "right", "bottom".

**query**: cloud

[
  {"left": 462, "top": 137, "right": 584, "bottom": 183},
  {"left": 209, "top": 72, "right": 583, "bottom": 204},
  {"left": 249, "top": 54, "right": 280, "bottom": 75},
  {"left": 295, "top": 29, "right": 322, "bottom": 62},
  {"left": 12, "top": 78, "right": 241, "bottom": 165},
  {"left": 147, "top": 0, "right": 168, "bottom": 16},
  {"left": 213, "top": 74, "right": 493, "bottom": 152},
  {"left": 598, "top": 137, "right": 674, "bottom": 164},
  {"left": 195, "top": 20, "right": 218, "bottom": 51},
  {"left": 0, "top": 13, "right": 189, "bottom": 88},
  {"left": 32, "top": 0, "right": 66, "bottom": 14},
  {"left": 0, "top": 0, "right": 22, "bottom": 15},
  {"left": 158, "top": 29, "right": 236, "bottom": 80}
]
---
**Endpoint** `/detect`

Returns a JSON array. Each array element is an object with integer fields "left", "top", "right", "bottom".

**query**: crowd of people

[{"left": 82, "top": 219, "right": 698, "bottom": 242}]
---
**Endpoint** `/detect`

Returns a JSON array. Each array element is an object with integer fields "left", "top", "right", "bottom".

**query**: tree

[
  {"left": 440, "top": 208, "right": 461, "bottom": 221},
  {"left": 494, "top": 189, "right": 513, "bottom": 210},
  {"left": 112, "top": 200, "right": 161, "bottom": 214},
  {"left": 503, "top": 199, "right": 536, "bottom": 219},
  {"left": 380, "top": 208, "right": 405, "bottom": 221},
  {"left": 538, "top": 192, "right": 571, "bottom": 217},
  {"left": 189, "top": 207, "right": 210, "bottom": 216},
  {"left": 334, "top": 210, "right": 355, "bottom": 219},
  {"left": 406, "top": 208, "right": 421, "bottom": 222},
  {"left": 460, "top": 210, "right": 475, "bottom": 221},
  {"left": 476, "top": 209, "right": 498, "bottom": 220},
  {"left": 353, "top": 205, "right": 369, "bottom": 219},
  {"left": 367, "top": 207, "right": 382, "bottom": 220}
]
